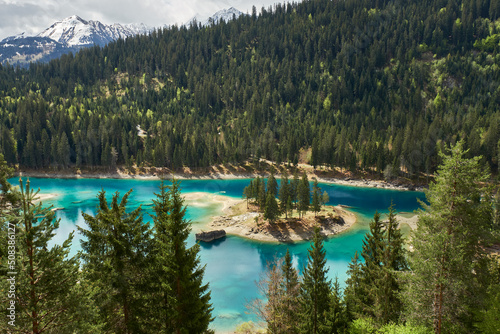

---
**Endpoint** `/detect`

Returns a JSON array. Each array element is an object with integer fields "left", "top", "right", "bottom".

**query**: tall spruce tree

[
  {"left": 344, "top": 208, "right": 407, "bottom": 326},
  {"left": 279, "top": 170, "right": 290, "bottom": 218},
  {"left": 155, "top": 179, "right": 214, "bottom": 334},
  {"left": 243, "top": 183, "right": 252, "bottom": 209},
  {"left": 298, "top": 172, "right": 310, "bottom": 218},
  {"left": 353, "top": 212, "right": 385, "bottom": 321},
  {"left": 147, "top": 181, "right": 174, "bottom": 333},
  {"left": 0, "top": 179, "right": 95, "bottom": 333},
  {"left": 79, "top": 189, "right": 151, "bottom": 333},
  {"left": 312, "top": 178, "right": 321, "bottom": 217},
  {"left": 404, "top": 141, "right": 494, "bottom": 334},
  {"left": 291, "top": 170, "right": 300, "bottom": 210},
  {"left": 378, "top": 204, "right": 407, "bottom": 324},
  {"left": 267, "top": 170, "right": 278, "bottom": 197},
  {"left": 326, "top": 278, "right": 348, "bottom": 334},
  {"left": 344, "top": 251, "right": 363, "bottom": 321},
  {"left": 258, "top": 177, "right": 267, "bottom": 211},
  {"left": 299, "top": 227, "right": 332, "bottom": 334},
  {"left": 280, "top": 249, "right": 300, "bottom": 333},
  {"left": 264, "top": 191, "right": 280, "bottom": 223}
]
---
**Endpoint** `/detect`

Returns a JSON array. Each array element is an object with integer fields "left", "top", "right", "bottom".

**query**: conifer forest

[{"left": 1, "top": 0, "right": 500, "bottom": 333}]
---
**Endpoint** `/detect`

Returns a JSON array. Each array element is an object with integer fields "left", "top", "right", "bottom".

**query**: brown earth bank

[
  {"left": 14, "top": 160, "right": 427, "bottom": 192},
  {"left": 201, "top": 200, "right": 357, "bottom": 243}
]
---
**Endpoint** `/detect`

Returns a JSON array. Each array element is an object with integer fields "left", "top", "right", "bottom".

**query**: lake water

[{"left": 9, "top": 177, "right": 425, "bottom": 332}]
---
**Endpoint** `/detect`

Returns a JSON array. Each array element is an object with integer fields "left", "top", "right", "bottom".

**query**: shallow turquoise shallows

[{"left": 9, "top": 177, "right": 425, "bottom": 333}]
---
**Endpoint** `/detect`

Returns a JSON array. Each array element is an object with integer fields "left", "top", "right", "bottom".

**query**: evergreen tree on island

[
  {"left": 291, "top": 170, "right": 300, "bottom": 210},
  {"left": 264, "top": 190, "right": 280, "bottom": 224},
  {"left": 267, "top": 169, "right": 278, "bottom": 198},
  {"left": 279, "top": 169, "right": 291, "bottom": 218},
  {"left": 298, "top": 172, "right": 310, "bottom": 218},
  {"left": 311, "top": 178, "right": 322, "bottom": 217}
]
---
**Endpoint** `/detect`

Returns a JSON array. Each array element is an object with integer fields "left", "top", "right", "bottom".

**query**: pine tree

[
  {"left": 326, "top": 278, "right": 348, "bottom": 334},
  {"left": 243, "top": 183, "right": 252, "bottom": 209},
  {"left": 267, "top": 170, "right": 278, "bottom": 197},
  {"left": 264, "top": 190, "right": 280, "bottom": 223},
  {"left": 258, "top": 178, "right": 267, "bottom": 211},
  {"left": 404, "top": 141, "right": 494, "bottom": 334},
  {"left": 79, "top": 189, "right": 151, "bottom": 333},
  {"left": 311, "top": 178, "right": 321, "bottom": 217},
  {"left": 280, "top": 249, "right": 300, "bottom": 333},
  {"left": 58, "top": 132, "right": 71, "bottom": 168},
  {"left": 286, "top": 196, "right": 294, "bottom": 218},
  {"left": 344, "top": 251, "right": 363, "bottom": 320},
  {"left": 147, "top": 181, "right": 174, "bottom": 332},
  {"left": 322, "top": 191, "right": 330, "bottom": 207},
  {"left": 291, "top": 170, "right": 300, "bottom": 210},
  {"left": 357, "top": 212, "right": 385, "bottom": 320},
  {"left": 279, "top": 170, "right": 290, "bottom": 218},
  {"left": 299, "top": 227, "right": 332, "bottom": 334},
  {"left": 378, "top": 204, "right": 407, "bottom": 324},
  {"left": 298, "top": 172, "right": 310, "bottom": 218},
  {"left": 0, "top": 153, "right": 19, "bottom": 207},
  {"left": 0, "top": 179, "right": 95, "bottom": 333},
  {"left": 155, "top": 179, "right": 214, "bottom": 334}
]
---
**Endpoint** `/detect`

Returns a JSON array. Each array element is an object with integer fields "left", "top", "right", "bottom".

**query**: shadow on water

[{"left": 199, "top": 236, "right": 227, "bottom": 249}]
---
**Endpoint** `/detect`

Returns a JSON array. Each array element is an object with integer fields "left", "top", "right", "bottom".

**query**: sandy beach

[
  {"left": 183, "top": 192, "right": 242, "bottom": 213},
  {"left": 395, "top": 213, "right": 419, "bottom": 230},
  {"left": 34, "top": 193, "right": 58, "bottom": 202}
]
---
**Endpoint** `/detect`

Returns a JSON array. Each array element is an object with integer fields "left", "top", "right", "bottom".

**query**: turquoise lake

[{"left": 10, "top": 177, "right": 425, "bottom": 333}]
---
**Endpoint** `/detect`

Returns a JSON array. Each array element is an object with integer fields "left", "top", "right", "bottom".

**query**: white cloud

[{"left": 0, "top": 0, "right": 288, "bottom": 40}]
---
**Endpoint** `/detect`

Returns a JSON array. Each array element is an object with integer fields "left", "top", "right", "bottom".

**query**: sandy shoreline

[
  {"left": 16, "top": 170, "right": 425, "bottom": 192},
  {"left": 34, "top": 193, "right": 58, "bottom": 202},
  {"left": 395, "top": 213, "right": 419, "bottom": 230},
  {"left": 183, "top": 192, "right": 241, "bottom": 213}
]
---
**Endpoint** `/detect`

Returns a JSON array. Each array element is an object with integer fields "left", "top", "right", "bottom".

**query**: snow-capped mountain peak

[
  {"left": 186, "top": 7, "right": 245, "bottom": 27},
  {"left": 37, "top": 15, "right": 151, "bottom": 47},
  {"left": 208, "top": 7, "right": 243, "bottom": 24}
]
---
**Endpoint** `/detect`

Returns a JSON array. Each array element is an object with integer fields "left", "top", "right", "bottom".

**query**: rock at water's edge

[{"left": 196, "top": 230, "right": 226, "bottom": 242}]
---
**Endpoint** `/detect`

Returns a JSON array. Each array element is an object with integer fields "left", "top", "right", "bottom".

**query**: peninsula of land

[{"left": 197, "top": 197, "right": 357, "bottom": 243}]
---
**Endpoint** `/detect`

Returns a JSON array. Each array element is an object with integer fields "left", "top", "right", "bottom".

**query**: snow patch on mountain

[
  {"left": 37, "top": 15, "right": 151, "bottom": 47},
  {"left": 186, "top": 7, "right": 245, "bottom": 27}
]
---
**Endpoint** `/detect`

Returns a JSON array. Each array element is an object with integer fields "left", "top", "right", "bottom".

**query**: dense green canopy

[{"left": 0, "top": 0, "right": 499, "bottom": 177}]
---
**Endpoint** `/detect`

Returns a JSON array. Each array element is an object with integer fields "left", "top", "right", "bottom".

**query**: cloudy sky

[{"left": 0, "top": 0, "right": 287, "bottom": 39}]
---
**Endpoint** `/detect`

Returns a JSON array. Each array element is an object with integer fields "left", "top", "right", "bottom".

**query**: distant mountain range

[
  {"left": 37, "top": 15, "right": 151, "bottom": 47},
  {"left": 0, "top": 8, "right": 244, "bottom": 66}
]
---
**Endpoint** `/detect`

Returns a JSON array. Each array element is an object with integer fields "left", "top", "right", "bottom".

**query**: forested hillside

[{"left": 1, "top": 0, "right": 500, "bottom": 178}]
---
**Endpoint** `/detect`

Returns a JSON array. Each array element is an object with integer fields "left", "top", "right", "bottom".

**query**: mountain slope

[
  {"left": 0, "top": 36, "right": 80, "bottom": 66},
  {"left": 0, "top": 0, "right": 499, "bottom": 178}
]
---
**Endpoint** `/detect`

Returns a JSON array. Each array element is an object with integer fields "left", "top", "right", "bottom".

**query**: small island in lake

[
  {"left": 206, "top": 200, "right": 357, "bottom": 243},
  {"left": 198, "top": 171, "right": 357, "bottom": 243}
]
